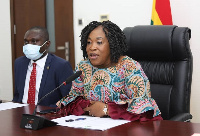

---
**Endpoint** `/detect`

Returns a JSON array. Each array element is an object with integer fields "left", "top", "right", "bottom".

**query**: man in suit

[{"left": 13, "top": 26, "right": 74, "bottom": 107}]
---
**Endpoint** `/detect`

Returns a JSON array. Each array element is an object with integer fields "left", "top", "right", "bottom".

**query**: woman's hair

[{"left": 80, "top": 20, "right": 128, "bottom": 63}]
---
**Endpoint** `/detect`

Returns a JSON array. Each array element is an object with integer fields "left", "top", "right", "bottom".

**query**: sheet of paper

[
  {"left": 52, "top": 115, "right": 130, "bottom": 131},
  {"left": 0, "top": 102, "right": 28, "bottom": 111},
  {"left": 192, "top": 133, "right": 200, "bottom": 136}
]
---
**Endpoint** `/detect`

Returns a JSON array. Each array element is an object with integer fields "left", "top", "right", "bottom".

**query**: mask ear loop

[{"left": 40, "top": 41, "right": 48, "bottom": 54}]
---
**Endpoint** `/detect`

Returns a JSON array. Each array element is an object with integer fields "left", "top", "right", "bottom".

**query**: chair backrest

[{"left": 123, "top": 25, "right": 192, "bottom": 120}]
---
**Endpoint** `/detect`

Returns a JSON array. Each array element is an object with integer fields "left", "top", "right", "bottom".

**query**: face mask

[{"left": 23, "top": 41, "right": 47, "bottom": 60}]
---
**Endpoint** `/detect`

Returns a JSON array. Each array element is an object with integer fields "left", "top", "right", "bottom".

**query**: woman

[{"left": 57, "top": 20, "right": 162, "bottom": 121}]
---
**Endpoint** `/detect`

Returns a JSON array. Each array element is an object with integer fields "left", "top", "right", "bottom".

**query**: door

[
  {"left": 11, "top": 0, "right": 75, "bottom": 69},
  {"left": 54, "top": 0, "right": 75, "bottom": 69},
  {"left": 11, "top": 0, "right": 46, "bottom": 60}
]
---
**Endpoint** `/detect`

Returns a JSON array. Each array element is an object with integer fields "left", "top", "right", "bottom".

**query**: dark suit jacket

[{"left": 12, "top": 53, "right": 74, "bottom": 107}]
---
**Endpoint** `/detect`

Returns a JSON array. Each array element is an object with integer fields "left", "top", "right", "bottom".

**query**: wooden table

[{"left": 0, "top": 104, "right": 200, "bottom": 136}]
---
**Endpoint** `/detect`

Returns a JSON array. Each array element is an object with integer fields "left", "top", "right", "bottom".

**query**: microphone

[
  {"left": 20, "top": 71, "right": 82, "bottom": 130},
  {"left": 33, "top": 70, "right": 82, "bottom": 115}
]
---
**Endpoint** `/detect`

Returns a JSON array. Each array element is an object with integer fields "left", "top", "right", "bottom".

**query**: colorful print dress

[{"left": 61, "top": 56, "right": 161, "bottom": 117}]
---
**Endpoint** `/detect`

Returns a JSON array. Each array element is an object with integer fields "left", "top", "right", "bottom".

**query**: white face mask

[{"left": 23, "top": 41, "right": 47, "bottom": 60}]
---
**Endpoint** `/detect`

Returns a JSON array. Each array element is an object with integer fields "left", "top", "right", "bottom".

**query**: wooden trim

[{"left": 10, "top": 0, "right": 15, "bottom": 96}]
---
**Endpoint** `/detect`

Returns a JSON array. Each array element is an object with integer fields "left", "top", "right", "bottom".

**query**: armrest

[{"left": 169, "top": 113, "right": 192, "bottom": 122}]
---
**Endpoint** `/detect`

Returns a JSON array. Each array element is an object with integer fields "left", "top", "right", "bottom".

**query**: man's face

[{"left": 24, "top": 30, "right": 50, "bottom": 54}]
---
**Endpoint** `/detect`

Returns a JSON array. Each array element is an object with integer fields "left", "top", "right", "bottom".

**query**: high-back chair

[{"left": 123, "top": 25, "right": 192, "bottom": 121}]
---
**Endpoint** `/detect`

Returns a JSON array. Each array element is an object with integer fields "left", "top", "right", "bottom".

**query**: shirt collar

[{"left": 29, "top": 53, "right": 48, "bottom": 68}]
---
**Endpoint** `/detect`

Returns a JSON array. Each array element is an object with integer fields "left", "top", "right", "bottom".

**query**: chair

[{"left": 123, "top": 25, "right": 193, "bottom": 122}]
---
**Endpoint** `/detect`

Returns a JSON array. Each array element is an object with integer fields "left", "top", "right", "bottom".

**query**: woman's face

[{"left": 86, "top": 26, "right": 111, "bottom": 68}]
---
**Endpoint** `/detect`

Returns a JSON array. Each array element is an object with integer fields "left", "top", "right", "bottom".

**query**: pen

[
  {"left": 65, "top": 118, "right": 86, "bottom": 122},
  {"left": 65, "top": 119, "right": 74, "bottom": 122},
  {"left": 75, "top": 118, "right": 86, "bottom": 121}
]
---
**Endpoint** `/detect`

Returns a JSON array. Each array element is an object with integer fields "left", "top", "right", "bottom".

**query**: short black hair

[
  {"left": 80, "top": 20, "right": 128, "bottom": 63},
  {"left": 28, "top": 26, "right": 49, "bottom": 41}
]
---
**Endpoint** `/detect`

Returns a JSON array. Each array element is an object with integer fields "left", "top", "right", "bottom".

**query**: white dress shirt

[{"left": 22, "top": 54, "right": 48, "bottom": 105}]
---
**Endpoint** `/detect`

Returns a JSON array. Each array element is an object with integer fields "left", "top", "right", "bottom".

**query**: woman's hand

[{"left": 83, "top": 101, "right": 107, "bottom": 117}]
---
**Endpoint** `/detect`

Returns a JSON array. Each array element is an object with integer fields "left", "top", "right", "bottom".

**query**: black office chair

[{"left": 123, "top": 25, "right": 193, "bottom": 122}]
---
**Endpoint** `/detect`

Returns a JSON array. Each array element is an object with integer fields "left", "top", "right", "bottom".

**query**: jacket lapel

[
  {"left": 19, "top": 58, "right": 30, "bottom": 96},
  {"left": 38, "top": 54, "right": 53, "bottom": 99}
]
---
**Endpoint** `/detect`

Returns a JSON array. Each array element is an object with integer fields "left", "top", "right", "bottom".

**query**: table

[{"left": 0, "top": 104, "right": 200, "bottom": 136}]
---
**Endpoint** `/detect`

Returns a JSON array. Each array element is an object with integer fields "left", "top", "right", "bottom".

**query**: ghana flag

[{"left": 151, "top": 0, "right": 173, "bottom": 25}]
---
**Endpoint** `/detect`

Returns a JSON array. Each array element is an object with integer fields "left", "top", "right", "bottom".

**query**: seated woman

[{"left": 56, "top": 20, "right": 162, "bottom": 121}]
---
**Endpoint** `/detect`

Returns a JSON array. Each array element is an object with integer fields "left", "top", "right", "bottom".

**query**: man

[{"left": 13, "top": 26, "right": 74, "bottom": 107}]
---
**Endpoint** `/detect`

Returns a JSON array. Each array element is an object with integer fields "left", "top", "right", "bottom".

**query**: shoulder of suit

[
  {"left": 48, "top": 53, "right": 70, "bottom": 64},
  {"left": 15, "top": 56, "right": 29, "bottom": 63}
]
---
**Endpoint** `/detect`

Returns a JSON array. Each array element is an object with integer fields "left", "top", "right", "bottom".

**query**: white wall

[
  {"left": 0, "top": 0, "right": 13, "bottom": 101},
  {"left": 73, "top": 0, "right": 200, "bottom": 123},
  {"left": 73, "top": 0, "right": 153, "bottom": 65}
]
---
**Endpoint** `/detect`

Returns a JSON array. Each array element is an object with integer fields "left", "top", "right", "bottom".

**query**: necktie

[{"left": 27, "top": 63, "right": 36, "bottom": 104}]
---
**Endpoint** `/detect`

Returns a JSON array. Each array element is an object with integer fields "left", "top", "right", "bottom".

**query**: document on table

[
  {"left": 0, "top": 102, "right": 28, "bottom": 111},
  {"left": 52, "top": 115, "right": 130, "bottom": 131},
  {"left": 192, "top": 133, "right": 200, "bottom": 136}
]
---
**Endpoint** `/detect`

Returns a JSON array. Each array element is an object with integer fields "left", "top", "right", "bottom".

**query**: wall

[
  {"left": 73, "top": 0, "right": 153, "bottom": 64},
  {"left": 73, "top": 0, "right": 200, "bottom": 123},
  {"left": 0, "top": 0, "right": 13, "bottom": 101}
]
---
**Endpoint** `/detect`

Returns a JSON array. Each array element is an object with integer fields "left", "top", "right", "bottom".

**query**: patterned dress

[{"left": 61, "top": 56, "right": 161, "bottom": 117}]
